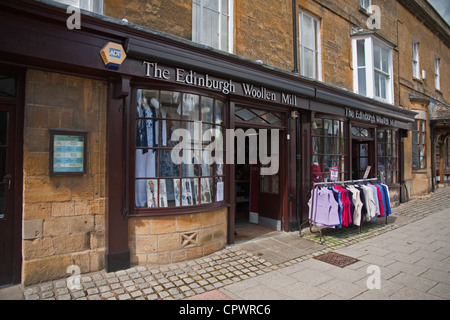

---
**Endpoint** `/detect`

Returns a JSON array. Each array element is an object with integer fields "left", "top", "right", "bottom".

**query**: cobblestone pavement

[{"left": 10, "top": 187, "right": 450, "bottom": 300}]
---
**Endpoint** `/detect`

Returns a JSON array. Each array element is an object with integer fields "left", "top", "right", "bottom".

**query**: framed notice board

[{"left": 49, "top": 129, "right": 87, "bottom": 175}]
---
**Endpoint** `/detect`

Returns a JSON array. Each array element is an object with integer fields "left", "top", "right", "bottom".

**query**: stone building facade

[{"left": 0, "top": 0, "right": 447, "bottom": 286}]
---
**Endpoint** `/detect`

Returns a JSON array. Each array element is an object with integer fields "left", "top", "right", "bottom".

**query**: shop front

[
  {"left": 126, "top": 62, "right": 300, "bottom": 262},
  {"left": 0, "top": 1, "right": 417, "bottom": 285},
  {"left": 303, "top": 101, "right": 414, "bottom": 221}
]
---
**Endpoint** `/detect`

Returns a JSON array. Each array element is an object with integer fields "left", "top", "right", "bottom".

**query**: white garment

[
  {"left": 347, "top": 185, "right": 363, "bottom": 226},
  {"left": 134, "top": 106, "right": 167, "bottom": 208},
  {"left": 135, "top": 149, "right": 157, "bottom": 207},
  {"left": 360, "top": 185, "right": 377, "bottom": 221}
]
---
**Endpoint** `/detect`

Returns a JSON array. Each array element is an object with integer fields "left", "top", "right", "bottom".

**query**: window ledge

[
  {"left": 413, "top": 77, "right": 423, "bottom": 84},
  {"left": 130, "top": 201, "right": 228, "bottom": 217},
  {"left": 373, "top": 96, "right": 394, "bottom": 105},
  {"left": 359, "top": 6, "right": 371, "bottom": 16}
]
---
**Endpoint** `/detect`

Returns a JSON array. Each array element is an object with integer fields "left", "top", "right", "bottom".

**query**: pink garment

[{"left": 335, "top": 186, "right": 352, "bottom": 227}]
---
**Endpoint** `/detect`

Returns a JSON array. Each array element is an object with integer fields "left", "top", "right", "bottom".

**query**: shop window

[
  {"left": 412, "top": 119, "right": 426, "bottom": 170},
  {"left": 234, "top": 107, "right": 283, "bottom": 126},
  {"left": 134, "top": 89, "right": 225, "bottom": 210},
  {"left": 192, "top": 0, "right": 233, "bottom": 53},
  {"left": 351, "top": 126, "right": 374, "bottom": 138},
  {"left": 0, "top": 74, "right": 16, "bottom": 98},
  {"left": 299, "top": 10, "right": 321, "bottom": 80},
  {"left": 52, "top": 0, "right": 103, "bottom": 14},
  {"left": 437, "top": 137, "right": 450, "bottom": 172},
  {"left": 311, "top": 118, "right": 347, "bottom": 183},
  {"left": 378, "top": 129, "right": 399, "bottom": 185},
  {"left": 352, "top": 37, "right": 394, "bottom": 104},
  {"left": 412, "top": 40, "right": 420, "bottom": 79},
  {"left": 446, "top": 138, "right": 450, "bottom": 171}
]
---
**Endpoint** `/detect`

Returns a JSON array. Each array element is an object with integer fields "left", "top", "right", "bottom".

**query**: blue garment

[
  {"left": 379, "top": 184, "right": 392, "bottom": 216},
  {"left": 330, "top": 187, "right": 343, "bottom": 228}
]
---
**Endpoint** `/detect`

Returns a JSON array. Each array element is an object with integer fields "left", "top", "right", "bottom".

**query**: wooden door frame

[
  {"left": 228, "top": 103, "right": 289, "bottom": 244},
  {"left": 0, "top": 66, "right": 24, "bottom": 285}
]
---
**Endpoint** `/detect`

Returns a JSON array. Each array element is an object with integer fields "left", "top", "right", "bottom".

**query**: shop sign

[
  {"left": 143, "top": 61, "right": 298, "bottom": 107},
  {"left": 345, "top": 108, "right": 396, "bottom": 126},
  {"left": 100, "top": 42, "right": 127, "bottom": 70},
  {"left": 329, "top": 166, "right": 339, "bottom": 182}
]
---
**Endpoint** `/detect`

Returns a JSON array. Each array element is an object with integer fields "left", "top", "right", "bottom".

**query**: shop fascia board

[
  {"left": 3, "top": 0, "right": 418, "bottom": 125},
  {"left": 315, "top": 89, "right": 418, "bottom": 124},
  {"left": 125, "top": 36, "right": 316, "bottom": 99}
]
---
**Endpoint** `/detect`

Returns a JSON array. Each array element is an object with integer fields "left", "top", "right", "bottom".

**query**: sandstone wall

[
  {"left": 128, "top": 208, "right": 228, "bottom": 265},
  {"left": 22, "top": 70, "right": 107, "bottom": 285}
]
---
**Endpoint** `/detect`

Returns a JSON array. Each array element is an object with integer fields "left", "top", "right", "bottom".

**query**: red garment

[
  {"left": 312, "top": 163, "right": 322, "bottom": 182},
  {"left": 334, "top": 186, "right": 352, "bottom": 227}
]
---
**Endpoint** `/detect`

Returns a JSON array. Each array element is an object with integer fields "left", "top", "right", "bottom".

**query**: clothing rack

[{"left": 299, "top": 178, "right": 387, "bottom": 244}]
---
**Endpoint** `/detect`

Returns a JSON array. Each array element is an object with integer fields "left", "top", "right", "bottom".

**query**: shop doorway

[
  {"left": 351, "top": 126, "right": 375, "bottom": 180},
  {"left": 232, "top": 106, "right": 286, "bottom": 243},
  {"left": 0, "top": 71, "right": 22, "bottom": 285}
]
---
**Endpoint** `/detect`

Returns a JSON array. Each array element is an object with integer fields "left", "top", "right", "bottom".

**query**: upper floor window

[
  {"left": 299, "top": 10, "right": 321, "bottom": 80},
  {"left": 412, "top": 40, "right": 420, "bottom": 79},
  {"left": 192, "top": 0, "right": 233, "bottom": 53},
  {"left": 435, "top": 56, "right": 441, "bottom": 91},
  {"left": 352, "top": 36, "right": 394, "bottom": 104},
  {"left": 359, "top": 0, "right": 372, "bottom": 12},
  {"left": 53, "top": 0, "right": 103, "bottom": 14}
]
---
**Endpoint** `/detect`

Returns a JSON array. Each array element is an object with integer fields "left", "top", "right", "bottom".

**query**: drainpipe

[
  {"left": 292, "top": 0, "right": 298, "bottom": 73},
  {"left": 431, "top": 122, "right": 436, "bottom": 192},
  {"left": 295, "top": 116, "right": 301, "bottom": 229}
]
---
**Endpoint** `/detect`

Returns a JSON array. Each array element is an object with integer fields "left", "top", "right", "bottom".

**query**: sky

[{"left": 428, "top": 0, "right": 450, "bottom": 25}]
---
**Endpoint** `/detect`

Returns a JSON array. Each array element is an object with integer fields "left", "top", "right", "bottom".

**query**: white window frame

[
  {"left": 359, "top": 0, "right": 372, "bottom": 12},
  {"left": 435, "top": 56, "right": 441, "bottom": 91},
  {"left": 299, "top": 10, "right": 322, "bottom": 80},
  {"left": 412, "top": 39, "right": 420, "bottom": 79},
  {"left": 352, "top": 36, "right": 394, "bottom": 104},
  {"left": 53, "top": 0, "right": 103, "bottom": 14},
  {"left": 192, "top": 0, "right": 233, "bottom": 53}
]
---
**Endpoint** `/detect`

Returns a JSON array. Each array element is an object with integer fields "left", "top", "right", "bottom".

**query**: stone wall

[
  {"left": 397, "top": 3, "right": 450, "bottom": 198},
  {"left": 234, "top": 0, "right": 293, "bottom": 71},
  {"left": 22, "top": 70, "right": 107, "bottom": 285},
  {"left": 128, "top": 208, "right": 227, "bottom": 265},
  {"left": 104, "top": 0, "right": 192, "bottom": 40}
]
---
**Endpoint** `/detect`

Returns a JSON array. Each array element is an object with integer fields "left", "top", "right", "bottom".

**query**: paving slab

[{"left": 2, "top": 187, "right": 450, "bottom": 301}]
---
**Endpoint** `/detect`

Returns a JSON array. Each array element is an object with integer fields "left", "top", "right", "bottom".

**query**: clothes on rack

[
  {"left": 307, "top": 181, "right": 392, "bottom": 229},
  {"left": 307, "top": 187, "right": 341, "bottom": 228}
]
